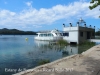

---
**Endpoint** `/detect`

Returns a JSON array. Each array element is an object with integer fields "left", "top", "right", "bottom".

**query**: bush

[
  {"left": 38, "top": 59, "right": 50, "bottom": 65},
  {"left": 57, "top": 39, "right": 68, "bottom": 46},
  {"left": 80, "top": 41, "right": 95, "bottom": 46}
]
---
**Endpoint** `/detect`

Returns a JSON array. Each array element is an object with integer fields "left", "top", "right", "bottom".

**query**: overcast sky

[{"left": 0, "top": 0, "right": 100, "bottom": 31}]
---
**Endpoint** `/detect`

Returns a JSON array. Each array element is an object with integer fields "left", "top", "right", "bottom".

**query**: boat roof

[
  {"left": 38, "top": 31, "right": 51, "bottom": 33},
  {"left": 37, "top": 29, "right": 62, "bottom": 34}
]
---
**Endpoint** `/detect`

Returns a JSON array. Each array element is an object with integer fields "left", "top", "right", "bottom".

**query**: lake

[{"left": 0, "top": 35, "right": 98, "bottom": 75}]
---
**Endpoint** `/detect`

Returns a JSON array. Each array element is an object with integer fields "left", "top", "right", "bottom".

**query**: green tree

[
  {"left": 89, "top": 0, "right": 100, "bottom": 9},
  {"left": 89, "top": 0, "right": 100, "bottom": 18}
]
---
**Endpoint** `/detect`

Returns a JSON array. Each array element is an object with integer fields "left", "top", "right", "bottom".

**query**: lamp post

[{"left": 63, "top": 23, "right": 65, "bottom": 27}]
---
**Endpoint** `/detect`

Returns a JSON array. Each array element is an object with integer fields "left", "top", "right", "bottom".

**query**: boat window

[
  {"left": 55, "top": 33, "right": 61, "bottom": 36},
  {"left": 51, "top": 34, "right": 53, "bottom": 36},
  {"left": 39, "top": 34, "right": 43, "bottom": 37},
  {"left": 55, "top": 33, "right": 57, "bottom": 35},
  {"left": 43, "top": 34, "right": 47, "bottom": 37},
  {"left": 39, "top": 33, "right": 53, "bottom": 37},
  {"left": 48, "top": 34, "right": 51, "bottom": 36},
  {"left": 47, "top": 33, "right": 53, "bottom": 37}
]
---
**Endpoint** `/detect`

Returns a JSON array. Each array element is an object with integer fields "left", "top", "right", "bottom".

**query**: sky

[{"left": 0, "top": 0, "right": 100, "bottom": 31}]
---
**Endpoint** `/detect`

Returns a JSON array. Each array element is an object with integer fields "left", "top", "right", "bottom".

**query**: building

[{"left": 63, "top": 18, "right": 95, "bottom": 44}]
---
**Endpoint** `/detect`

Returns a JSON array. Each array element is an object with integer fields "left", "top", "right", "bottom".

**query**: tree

[
  {"left": 89, "top": 0, "right": 100, "bottom": 18},
  {"left": 89, "top": 0, "right": 100, "bottom": 9}
]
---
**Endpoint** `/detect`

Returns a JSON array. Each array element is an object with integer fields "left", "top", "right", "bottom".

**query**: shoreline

[{"left": 13, "top": 44, "right": 100, "bottom": 75}]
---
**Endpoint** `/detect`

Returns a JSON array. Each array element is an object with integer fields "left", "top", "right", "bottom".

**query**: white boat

[{"left": 34, "top": 29, "right": 63, "bottom": 41}]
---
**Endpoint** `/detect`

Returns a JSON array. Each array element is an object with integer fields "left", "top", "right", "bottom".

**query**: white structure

[
  {"left": 34, "top": 29, "right": 63, "bottom": 41},
  {"left": 63, "top": 18, "right": 95, "bottom": 44}
]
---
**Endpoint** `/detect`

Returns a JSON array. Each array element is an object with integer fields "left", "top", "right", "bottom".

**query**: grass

[
  {"left": 57, "top": 39, "right": 69, "bottom": 46},
  {"left": 38, "top": 59, "right": 50, "bottom": 65},
  {"left": 80, "top": 40, "right": 95, "bottom": 46}
]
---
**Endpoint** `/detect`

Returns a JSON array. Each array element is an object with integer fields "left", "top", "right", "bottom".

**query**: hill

[{"left": 0, "top": 28, "right": 37, "bottom": 35}]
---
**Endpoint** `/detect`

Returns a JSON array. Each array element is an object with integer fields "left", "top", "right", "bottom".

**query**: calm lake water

[{"left": 0, "top": 35, "right": 98, "bottom": 75}]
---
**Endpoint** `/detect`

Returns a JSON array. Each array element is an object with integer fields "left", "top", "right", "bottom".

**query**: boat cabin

[{"left": 34, "top": 29, "right": 63, "bottom": 41}]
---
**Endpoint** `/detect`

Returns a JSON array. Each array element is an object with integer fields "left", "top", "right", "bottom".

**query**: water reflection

[
  {"left": 34, "top": 40, "right": 78, "bottom": 56},
  {"left": 34, "top": 40, "right": 50, "bottom": 47},
  {"left": 65, "top": 45, "right": 78, "bottom": 55}
]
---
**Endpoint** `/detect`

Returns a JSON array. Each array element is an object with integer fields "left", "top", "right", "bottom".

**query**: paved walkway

[{"left": 14, "top": 45, "right": 100, "bottom": 75}]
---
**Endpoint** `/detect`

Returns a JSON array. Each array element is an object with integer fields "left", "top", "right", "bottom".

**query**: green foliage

[
  {"left": 90, "top": 0, "right": 94, "bottom": 3},
  {"left": 95, "top": 31, "right": 100, "bottom": 36},
  {"left": 89, "top": 0, "right": 100, "bottom": 9},
  {"left": 57, "top": 39, "right": 69, "bottom": 46},
  {"left": 0, "top": 28, "right": 36, "bottom": 35},
  {"left": 80, "top": 41, "right": 95, "bottom": 46},
  {"left": 38, "top": 59, "right": 50, "bottom": 65},
  {"left": 89, "top": 0, "right": 100, "bottom": 18}
]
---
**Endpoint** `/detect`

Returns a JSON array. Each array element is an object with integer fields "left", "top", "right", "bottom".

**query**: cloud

[
  {"left": 0, "top": 1, "right": 100, "bottom": 30},
  {"left": 25, "top": 1, "right": 32, "bottom": 7}
]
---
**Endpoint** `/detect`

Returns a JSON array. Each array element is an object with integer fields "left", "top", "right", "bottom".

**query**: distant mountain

[{"left": 0, "top": 28, "right": 37, "bottom": 35}]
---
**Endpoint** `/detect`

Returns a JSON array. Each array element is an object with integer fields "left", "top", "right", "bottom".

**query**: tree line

[{"left": 0, "top": 28, "right": 37, "bottom": 35}]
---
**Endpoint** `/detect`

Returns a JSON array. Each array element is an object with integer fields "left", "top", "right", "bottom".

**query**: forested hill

[{"left": 0, "top": 28, "right": 37, "bottom": 35}]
